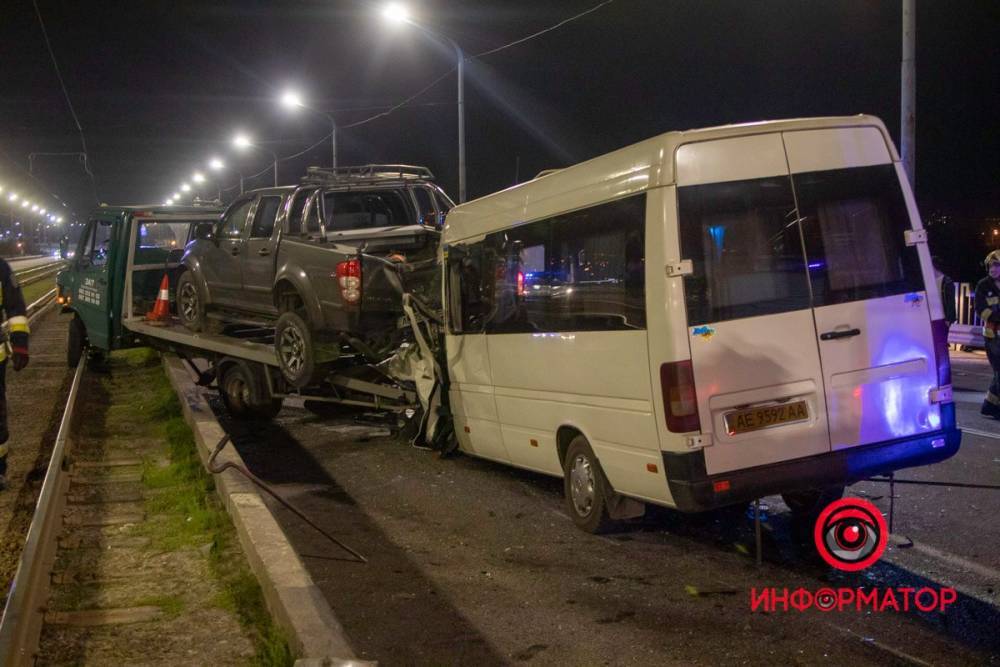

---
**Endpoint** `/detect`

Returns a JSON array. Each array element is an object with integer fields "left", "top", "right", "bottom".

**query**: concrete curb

[{"left": 162, "top": 355, "right": 370, "bottom": 666}]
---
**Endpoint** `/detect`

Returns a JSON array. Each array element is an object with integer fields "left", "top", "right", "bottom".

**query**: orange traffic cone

[{"left": 145, "top": 274, "right": 171, "bottom": 324}]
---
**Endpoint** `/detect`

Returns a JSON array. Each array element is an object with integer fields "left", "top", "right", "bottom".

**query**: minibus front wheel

[{"left": 563, "top": 435, "right": 617, "bottom": 534}]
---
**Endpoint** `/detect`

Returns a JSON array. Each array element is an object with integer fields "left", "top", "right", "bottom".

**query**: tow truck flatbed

[{"left": 123, "top": 317, "right": 278, "bottom": 366}]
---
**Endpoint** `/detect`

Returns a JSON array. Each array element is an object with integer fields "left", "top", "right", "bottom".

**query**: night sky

[{"left": 1, "top": 0, "right": 997, "bottom": 224}]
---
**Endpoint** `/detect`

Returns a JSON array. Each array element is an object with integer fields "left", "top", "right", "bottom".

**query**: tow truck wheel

[
  {"left": 177, "top": 272, "right": 206, "bottom": 332},
  {"left": 563, "top": 435, "right": 617, "bottom": 534},
  {"left": 276, "top": 311, "right": 318, "bottom": 389},
  {"left": 67, "top": 314, "right": 86, "bottom": 367},
  {"left": 219, "top": 363, "right": 282, "bottom": 421}
]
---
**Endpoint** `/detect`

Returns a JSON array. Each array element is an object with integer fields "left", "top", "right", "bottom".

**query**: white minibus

[{"left": 440, "top": 115, "right": 960, "bottom": 533}]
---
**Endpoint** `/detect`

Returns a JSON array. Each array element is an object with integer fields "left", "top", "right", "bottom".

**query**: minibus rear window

[
  {"left": 793, "top": 165, "right": 923, "bottom": 306},
  {"left": 678, "top": 176, "right": 811, "bottom": 326}
]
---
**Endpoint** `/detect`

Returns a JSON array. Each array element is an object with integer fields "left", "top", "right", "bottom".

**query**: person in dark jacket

[
  {"left": 0, "top": 259, "right": 30, "bottom": 489},
  {"left": 975, "top": 250, "right": 1000, "bottom": 418}
]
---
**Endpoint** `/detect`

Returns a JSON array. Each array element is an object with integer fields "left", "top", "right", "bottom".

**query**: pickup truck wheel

[
  {"left": 220, "top": 363, "right": 282, "bottom": 421},
  {"left": 563, "top": 435, "right": 617, "bottom": 534},
  {"left": 177, "top": 272, "right": 206, "bottom": 332},
  {"left": 276, "top": 311, "right": 318, "bottom": 389},
  {"left": 67, "top": 314, "right": 86, "bottom": 367}
]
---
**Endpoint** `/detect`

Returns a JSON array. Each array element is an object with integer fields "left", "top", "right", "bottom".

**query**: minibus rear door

[
  {"left": 676, "top": 134, "right": 833, "bottom": 475},
  {"left": 783, "top": 128, "right": 940, "bottom": 450}
]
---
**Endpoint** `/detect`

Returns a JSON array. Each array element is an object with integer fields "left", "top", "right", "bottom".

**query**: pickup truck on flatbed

[{"left": 177, "top": 165, "right": 453, "bottom": 387}]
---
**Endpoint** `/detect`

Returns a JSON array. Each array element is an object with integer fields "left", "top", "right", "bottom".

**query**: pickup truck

[{"left": 177, "top": 165, "right": 452, "bottom": 387}]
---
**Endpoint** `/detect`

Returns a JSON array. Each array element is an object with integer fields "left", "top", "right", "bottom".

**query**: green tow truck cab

[{"left": 56, "top": 205, "right": 221, "bottom": 365}]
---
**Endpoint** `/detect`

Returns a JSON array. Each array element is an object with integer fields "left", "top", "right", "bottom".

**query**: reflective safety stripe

[
  {"left": 0, "top": 345, "right": 6, "bottom": 362},
  {"left": 7, "top": 315, "right": 29, "bottom": 334},
  {"left": 984, "top": 327, "right": 996, "bottom": 339},
  {"left": 987, "top": 392, "right": 1000, "bottom": 406},
  {"left": 982, "top": 308, "right": 994, "bottom": 322},
  {"left": 989, "top": 297, "right": 1000, "bottom": 306},
  {"left": 0, "top": 443, "right": 7, "bottom": 458}
]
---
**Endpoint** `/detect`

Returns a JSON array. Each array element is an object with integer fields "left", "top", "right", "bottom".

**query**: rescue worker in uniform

[
  {"left": 0, "top": 259, "right": 30, "bottom": 490},
  {"left": 975, "top": 250, "right": 1000, "bottom": 418}
]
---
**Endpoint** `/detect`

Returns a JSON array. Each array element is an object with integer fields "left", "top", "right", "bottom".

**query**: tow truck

[{"left": 56, "top": 204, "right": 426, "bottom": 422}]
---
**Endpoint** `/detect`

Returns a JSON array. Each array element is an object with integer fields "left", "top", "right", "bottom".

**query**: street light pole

[
  {"left": 416, "top": 28, "right": 466, "bottom": 202},
  {"left": 901, "top": 0, "right": 916, "bottom": 190}
]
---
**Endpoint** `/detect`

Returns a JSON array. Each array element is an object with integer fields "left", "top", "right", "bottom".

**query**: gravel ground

[{"left": 0, "top": 308, "right": 73, "bottom": 607}]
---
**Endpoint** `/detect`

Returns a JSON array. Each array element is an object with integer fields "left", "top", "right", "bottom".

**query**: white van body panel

[
  {"left": 447, "top": 333, "right": 510, "bottom": 462},
  {"left": 676, "top": 134, "right": 789, "bottom": 186},
  {"left": 782, "top": 126, "right": 892, "bottom": 173},
  {"left": 644, "top": 187, "right": 691, "bottom": 466},
  {"left": 440, "top": 115, "right": 950, "bottom": 512}
]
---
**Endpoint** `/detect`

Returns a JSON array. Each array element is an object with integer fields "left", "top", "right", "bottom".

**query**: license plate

[{"left": 725, "top": 400, "right": 809, "bottom": 435}]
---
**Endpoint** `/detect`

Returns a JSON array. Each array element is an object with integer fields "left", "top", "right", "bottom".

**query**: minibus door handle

[{"left": 820, "top": 328, "right": 861, "bottom": 341}]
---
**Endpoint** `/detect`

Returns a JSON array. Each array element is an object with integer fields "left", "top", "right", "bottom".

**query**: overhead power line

[{"left": 32, "top": 0, "right": 100, "bottom": 203}]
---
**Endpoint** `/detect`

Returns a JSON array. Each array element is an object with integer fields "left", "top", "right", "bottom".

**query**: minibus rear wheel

[
  {"left": 782, "top": 485, "right": 845, "bottom": 544},
  {"left": 563, "top": 435, "right": 616, "bottom": 534}
]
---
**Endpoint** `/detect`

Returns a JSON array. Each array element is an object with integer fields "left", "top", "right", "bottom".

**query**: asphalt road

[{"left": 210, "top": 352, "right": 1000, "bottom": 666}]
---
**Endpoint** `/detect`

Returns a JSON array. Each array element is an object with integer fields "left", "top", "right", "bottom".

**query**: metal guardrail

[
  {"left": 951, "top": 282, "right": 985, "bottom": 348},
  {"left": 14, "top": 261, "right": 64, "bottom": 287},
  {"left": 0, "top": 356, "right": 84, "bottom": 665}
]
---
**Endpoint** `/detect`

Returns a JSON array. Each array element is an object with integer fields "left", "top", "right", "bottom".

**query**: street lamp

[
  {"left": 232, "top": 133, "right": 278, "bottom": 189},
  {"left": 209, "top": 157, "right": 225, "bottom": 171},
  {"left": 381, "top": 3, "right": 466, "bottom": 202},
  {"left": 279, "top": 88, "right": 338, "bottom": 168}
]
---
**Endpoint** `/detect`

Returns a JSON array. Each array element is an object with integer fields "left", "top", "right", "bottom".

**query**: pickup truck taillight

[{"left": 335, "top": 259, "right": 362, "bottom": 306}]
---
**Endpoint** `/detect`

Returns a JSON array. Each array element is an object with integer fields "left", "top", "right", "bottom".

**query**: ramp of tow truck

[{"left": 123, "top": 317, "right": 279, "bottom": 366}]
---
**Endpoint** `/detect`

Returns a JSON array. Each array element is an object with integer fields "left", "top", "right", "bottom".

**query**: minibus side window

[
  {"left": 793, "top": 165, "right": 923, "bottom": 306},
  {"left": 678, "top": 177, "right": 810, "bottom": 326},
  {"left": 487, "top": 193, "right": 646, "bottom": 333},
  {"left": 447, "top": 242, "right": 492, "bottom": 334}
]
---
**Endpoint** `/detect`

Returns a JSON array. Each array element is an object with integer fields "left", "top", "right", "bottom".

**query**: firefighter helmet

[{"left": 986, "top": 250, "right": 1000, "bottom": 268}]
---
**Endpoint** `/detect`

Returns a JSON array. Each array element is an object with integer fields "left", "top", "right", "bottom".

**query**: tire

[
  {"left": 219, "top": 363, "right": 282, "bottom": 421},
  {"left": 67, "top": 314, "right": 86, "bottom": 367},
  {"left": 275, "top": 310, "right": 319, "bottom": 389},
  {"left": 176, "top": 271, "right": 206, "bottom": 332},
  {"left": 563, "top": 435, "right": 617, "bottom": 534}
]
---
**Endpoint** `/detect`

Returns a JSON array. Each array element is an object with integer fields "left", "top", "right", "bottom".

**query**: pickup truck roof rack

[{"left": 302, "top": 164, "right": 436, "bottom": 185}]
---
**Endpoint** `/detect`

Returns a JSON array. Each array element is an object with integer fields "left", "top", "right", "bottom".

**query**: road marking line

[
  {"left": 827, "top": 623, "right": 932, "bottom": 667},
  {"left": 952, "top": 390, "right": 983, "bottom": 404},
  {"left": 959, "top": 426, "right": 1000, "bottom": 440},
  {"left": 890, "top": 534, "right": 1000, "bottom": 583}
]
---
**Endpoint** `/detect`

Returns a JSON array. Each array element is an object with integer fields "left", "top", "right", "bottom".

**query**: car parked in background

[{"left": 177, "top": 165, "right": 452, "bottom": 387}]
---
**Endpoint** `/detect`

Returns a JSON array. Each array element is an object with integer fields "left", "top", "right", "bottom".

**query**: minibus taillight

[
  {"left": 516, "top": 271, "right": 525, "bottom": 297},
  {"left": 931, "top": 318, "right": 952, "bottom": 387},
  {"left": 661, "top": 360, "right": 701, "bottom": 433},
  {"left": 335, "top": 259, "right": 362, "bottom": 306}
]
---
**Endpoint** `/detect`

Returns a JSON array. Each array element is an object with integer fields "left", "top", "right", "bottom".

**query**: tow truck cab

[{"left": 57, "top": 205, "right": 222, "bottom": 356}]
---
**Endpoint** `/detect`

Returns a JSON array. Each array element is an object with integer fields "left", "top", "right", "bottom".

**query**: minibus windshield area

[{"left": 679, "top": 164, "right": 923, "bottom": 326}]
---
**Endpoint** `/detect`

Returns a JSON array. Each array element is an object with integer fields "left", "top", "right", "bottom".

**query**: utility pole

[{"left": 901, "top": 0, "right": 916, "bottom": 190}]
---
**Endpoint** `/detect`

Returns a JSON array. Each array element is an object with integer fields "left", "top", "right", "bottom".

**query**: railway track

[{"left": 0, "top": 290, "right": 75, "bottom": 666}]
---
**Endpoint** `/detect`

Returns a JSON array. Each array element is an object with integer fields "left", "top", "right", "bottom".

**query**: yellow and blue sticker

[{"left": 691, "top": 325, "right": 715, "bottom": 340}]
